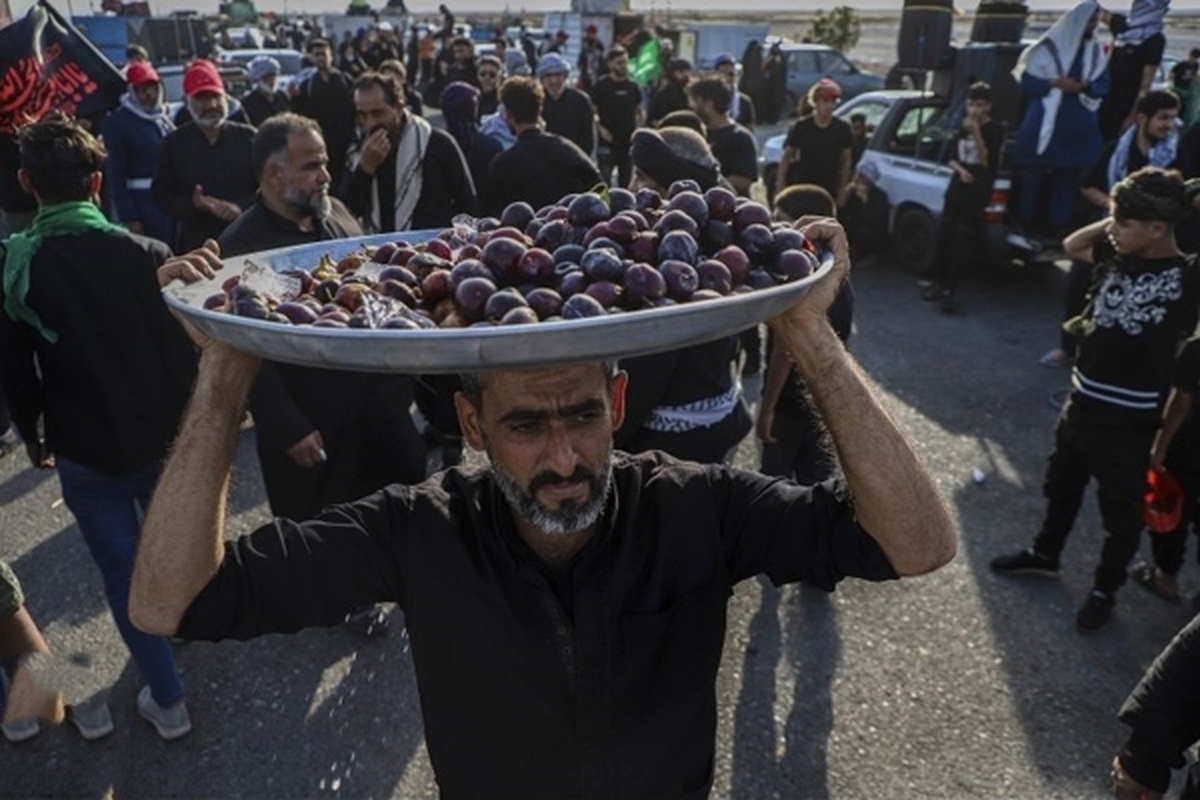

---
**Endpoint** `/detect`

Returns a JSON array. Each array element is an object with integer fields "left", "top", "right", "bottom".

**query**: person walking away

[
  {"left": 1010, "top": 1, "right": 1110, "bottom": 242},
  {"left": 776, "top": 79, "right": 853, "bottom": 204},
  {"left": 991, "top": 167, "right": 1200, "bottom": 632},
  {"left": 921, "top": 82, "right": 1004, "bottom": 313},
  {"left": 152, "top": 60, "right": 257, "bottom": 252},
  {"left": 486, "top": 77, "right": 600, "bottom": 216},
  {"left": 540, "top": 53, "right": 596, "bottom": 157},
  {"left": 292, "top": 39, "right": 357, "bottom": 189},
  {"left": 0, "top": 115, "right": 197, "bottom": 740},
  {"left": 590, "top": 47, "right": 643, "bottom": 188},
  {"left": 100, "top": 61, "right": 176, "bottom": 246}
]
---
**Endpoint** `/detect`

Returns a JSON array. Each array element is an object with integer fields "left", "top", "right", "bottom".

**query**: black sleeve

[
  {"left": 577, "top": 96, "right": 596, "bottom": 157},
  {"left": 486, "top": 151, "right": 517, "bottom": 217},
  {"left": 1138, "top": 33, "right": 1166, "bottom": 69},
  {"left": 1117, "top": 612, "right": 1200, "bottom": 794},
  {"left": 724, "top": 130, "right": 759, "bottom": 182},
  {"left": 0, "top": 277, "right": 44, "bottom": 445},
  {"left": 1109, "top": 12, "right": 1129, "bottom": 36},
  {"left": 1173, "top": 337, "right": 1200, "bottom": 393},
  {"left": 152, "top": 133, "right": 200, "bottom": 223},
  {"left": 784, "top": 119, "right": 802, "bottom": 150},
  {"left": 836, "top": 119, "right": 853, "bottom": 149}
]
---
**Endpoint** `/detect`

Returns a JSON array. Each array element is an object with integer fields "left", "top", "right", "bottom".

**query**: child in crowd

[{"left": 838, "top": 161, "right": 890, "bottom": 266}]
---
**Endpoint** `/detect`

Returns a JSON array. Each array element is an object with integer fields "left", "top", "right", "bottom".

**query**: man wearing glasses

[{"left": 476, "top": 54, "right": 503, "bottom": 120}]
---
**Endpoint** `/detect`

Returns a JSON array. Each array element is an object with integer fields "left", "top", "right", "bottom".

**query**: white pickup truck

[{"left": 760, "top": 90, "right": 1042, "bottom": 272}]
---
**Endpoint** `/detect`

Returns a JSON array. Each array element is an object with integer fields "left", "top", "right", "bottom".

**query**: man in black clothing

[
  {"left": 131, "top": 211, "right": 956, "bottom": 798},
  {"left": 688, "top": 75, "right": 758, "bottom": 196},
  {"left": 590, "top": 46, "right": 643, "bottom": 188},
  {"left": 487, "top": 77, "right": 600, "bottom": 215},
  {"left": 648, "top": 58, "right": 692, "bottom": 127},
  {"left": 241, "top": 55, "right": 291, "bottom": 128},
  {"left": 292, "top": 39, "right": 357, "bottom": 189},
  {"left": 337, "top": 72, "right": 476, "bottom": 232},
  {"left": 219, "top": 114, "right": 426, "bottom": 637},
  {"left": 776, "top": 78, "right": 852, "bottom": 203},
  {"left": 153, "top": 59, "right": 258, "bottom": 252},
  {"left": 443, "top": 37, "right": 478, "bottom": 89},
  {"left": 539, "top": 53, "right": 596, "bottom": 157}
]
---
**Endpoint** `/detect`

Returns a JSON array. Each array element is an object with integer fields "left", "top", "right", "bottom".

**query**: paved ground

[{"left": 3, "top": 242, "right": 1198, "bottom": 798}]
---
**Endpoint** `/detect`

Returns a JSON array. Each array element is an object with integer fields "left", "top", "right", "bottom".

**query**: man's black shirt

[
  {"left": 590, "top": 75, "right": 642, "bottom": 147},
  {"left": 218, "top": 194, "right": 360, "bottom": 256},
  {"left": 543, "top": 86, "right": 596, "bottom": 156},
  {"left": 707, "top": 123, "right": 759, "bottom": 194},
  {"left": 487, "top": 128, "right": 601, "bottom": 215}
]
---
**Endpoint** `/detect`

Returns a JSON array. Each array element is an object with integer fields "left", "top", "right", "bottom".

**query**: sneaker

[
  {"left": 136, "top": 686, "right": 191, "bottom": 741},
  {"left": 990, "top": 548, "right": 1060, "bottom": 577},
  {"left": 1076, "top": 590, "right": 1116, "bottom": 632},
  {"left": 69, "top": 701, "right": 114, "bottom": 741},
  {"left": 344, "top": 604, "right": 390, "bottom": 638},
  {"left": 0, "top": 425, "right": 19, "bottom": 459},
  {"left": 2, "top": 716, "right": 40, "bottom": 743}
]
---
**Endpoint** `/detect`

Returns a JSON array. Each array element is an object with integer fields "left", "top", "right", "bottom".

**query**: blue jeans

[{"left": 56, "top": 457, "right": 184, "bottom": 706}]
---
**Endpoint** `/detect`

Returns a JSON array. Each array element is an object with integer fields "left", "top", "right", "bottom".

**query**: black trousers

[
  {"left": 1033, "top": 399, "right": 1157, "bottom": 594},
  {"left": 930, "top": 186, "right": 988, "bottom": 290},
  {"left": 598, "top": 144, "right": 632, "bottom": 189},
  {"left": 1150, "top": 434, "right": 1200, "bottom": 576}
]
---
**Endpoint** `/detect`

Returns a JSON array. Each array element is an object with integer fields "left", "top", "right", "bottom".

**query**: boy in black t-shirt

[
  {"left": 776, "top": 79, "right": 853, "bottom": 202},
  {"left": 992, "top": 167, "right": 1200, "bottom": 632},
  {"left": 921, "top": 82, "right": 1004, "bottom": 313}
]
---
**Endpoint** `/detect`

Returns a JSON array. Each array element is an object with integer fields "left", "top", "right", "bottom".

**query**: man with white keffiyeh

[{"left": 1011, "top": 0, "right": 1111, "bottom": 237}]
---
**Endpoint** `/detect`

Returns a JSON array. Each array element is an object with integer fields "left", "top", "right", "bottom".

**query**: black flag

[{"left": 0, "top": 0, "right": 125, "bottom": 136}]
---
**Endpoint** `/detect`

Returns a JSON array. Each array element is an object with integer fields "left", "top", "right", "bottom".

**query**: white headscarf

[{"left": 1013, "top": 0, "right": 1109, "bottom": 155}]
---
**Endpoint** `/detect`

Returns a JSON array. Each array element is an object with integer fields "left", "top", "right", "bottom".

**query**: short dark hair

[
  {"left": 459, "top": 362, "right": 618, "bottom": 409},
  {"left": 452, "top": 36, "right": 473, "bottom": 50},
  {"left": 252, "top": 113, "right": 324, "bottom": 180},
  {"left": 657, "top": 110, "right": 706, "bottom": 135},
  {"left": 354, "top": 71, "right": 404, "bottom": 106},
  {"left": 773, "top": 183, "right": 836, "bottom": 223},
  {"left": 500, "top": 76, "right": 544, "bottom": 124},
  {"left": 18, "top": 113, "right": 106, "bottom": 203},
  {"left": 308, "top": 38, "right": 332, "bottom": 52},
  {"left": 849, "top": 113, "right": 866, "bottom": 124},
  {"left": 1136, "top": 89, "right": 1180, "bottom": 118},
  {"left": 966, "top": 81, "right": 992, "bottom": 102},
  {"left": 687, "top": 75, "right": 731, "bottom": 115},
  {"left": 606, "top": 46, "right": 627, "bottom": 62}
]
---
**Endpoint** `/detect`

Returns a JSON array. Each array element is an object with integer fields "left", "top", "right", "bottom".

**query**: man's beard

[
  {"left": 283, "top": 180, "right": 331, "bottom": 220},
  {"left": 188, "top": 98, "right": 226, "bottom": 129},
  {"left": 487, "top": 444, "right": 614, "bottom": 536}
]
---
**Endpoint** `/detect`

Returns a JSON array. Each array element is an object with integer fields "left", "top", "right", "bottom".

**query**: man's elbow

[
  {"left": 893, "top": 525, "right": 958, "bottom": 577},
  {"left": 128, "top": 595, "right": 182, "bottom": 638}
]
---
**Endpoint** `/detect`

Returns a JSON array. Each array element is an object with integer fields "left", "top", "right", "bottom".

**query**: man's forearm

[
  {"left": 1063, "top": 217, "right": 1109, "bottom": 262},
  {"left": 130, "top": 348, "right": 260, "bottom": 636},
  {"left": 779, "top": 320, "right": 956, "bottom": 576}
]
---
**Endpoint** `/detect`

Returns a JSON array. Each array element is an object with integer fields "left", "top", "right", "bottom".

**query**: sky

[{"left": 12, "top": 0, "right": 1200, "bottom": 16}]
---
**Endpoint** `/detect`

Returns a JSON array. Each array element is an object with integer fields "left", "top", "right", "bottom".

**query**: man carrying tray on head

[{"left": 131, "top": 217, "right": 957, "bottom": 797}]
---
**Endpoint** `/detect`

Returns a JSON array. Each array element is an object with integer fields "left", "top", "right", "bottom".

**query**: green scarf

[{"left": 2, "top": 201, "right": 125, "bottom": 343}]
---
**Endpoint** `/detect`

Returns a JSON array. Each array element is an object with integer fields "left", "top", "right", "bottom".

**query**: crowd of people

[{"left": 0, "top": 5, "right": 1198, "bottom": 797}]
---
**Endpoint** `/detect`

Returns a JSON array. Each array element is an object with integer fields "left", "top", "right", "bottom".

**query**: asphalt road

[{"left": 3, "top": 243, "right": 1198, "bottom": 798}]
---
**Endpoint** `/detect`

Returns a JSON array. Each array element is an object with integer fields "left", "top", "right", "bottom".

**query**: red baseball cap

[
  {"left": 183, "top": 59, "right": 224, "bottom": 97},
  {"left": 125, "top": 61, "right": 160, "bottom": 86}
]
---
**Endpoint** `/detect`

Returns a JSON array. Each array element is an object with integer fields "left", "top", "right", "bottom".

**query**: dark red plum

[
  {"left": 449, "top": 259, "right": 496, "bottom": 290},
  {"left": 371, "top": 242, "right": 399, "bottom": 264},
  {"left": 668, "top": 179, "right": 702, "bottom": 198},
  {"left": 635, "top": 187, "right": 662, "bottom": 212},
  {"left": 582, "top": 221, "right": 610, "bottom": 247},
  {"left": 501, "top": 201, "right": 536, "bottom": 231},
  {"left": 732, "top": 201, "right": 772, "bottom": 232},
  {"left": 480, "top": 237, "right": 528, "bottom": 284},
  {"left": 666, "top": 191, "right": 709, "bottom": 228},
  {"left": 315, "top": 279, "right": 340, "bottom": 304},
  {"left": 700, "top": 220, "right": 734, "bottom": 253},
  {"left": 608, "top": 187, "right": 637, "bottom": 213},
  {"left": 587, "top": 237, "right": 625, "bottom": 258},
  {"left": 627, "top": 232, "right": 659, "bottom": 264},
  {"left": 421, "top": 269, "right": 452, "bottom": 305},
  {"left": 704, "top": 186, "right": 737, "bottom": 222},
  {"left": 692, "top": 289, "right": 723, "bottom": 302},
  {"left": 485, "top": 289, "right": 530, "bottom": 323},
  {"left": 562, "top": 293, "right": 608, "bottom": 319},
  {"left": 654, "top": 209, "right": 700, "bottom": 239},
  {"left": 334, "top": 283, "right": 367, "bottom": 312},
  {"left": 524, "top": 287, "right": 564, "bottom": 319},
  {"left": 659, "top": 260, "right": 699, "bottom": 300},
  {"left": 203, "top": 293, "right": 226, "bottom": 310},
  {"left": 714, "top": 245, "right": 751, "bottom": 285},
  {"left": 535, "top": 219, "right": 570, "bottom": 251},
  {"left": 773, "top": 249, "right": 817, "bottom": 281},
  {"left": 567, "top": 193, "right": 610, "bottom": 227},
  {"left": 616, "top": 209, "right": 649, "bottom": 230},
  {"left": 517, "top": 248, "right": 556, "bottom": 285},
  {"left": 476, "top": 216, "right": 502, "bottom": 232},
  {"left": 378, "top": 279, "right": 418, "bottom": 308},
  {"left": 584, "top": 280, "right": 622, "bottom": 308},
  {"left": 544, "top": 205, "right": 569, "bottom": 222},
  {"left": 581, "top": 247, "right": 625, "bottom": 283},
  {"left": 623, "top": 263, "right": 667, "bottom": 305},
  {"left": 454, "top": 276, "right": 498, "bottom": 322},
  {"left": 407, "top": 252, "right": 451, "bottom": 278},
  {"left": 553, "top": 243, "right": 585, "bottom": 265},
  {"left": 280, "top": 268, "right": 317, "bottom": 296},
  {"left": 425, "top": 238, "right": 453, "bottom": 261},
  {"left": 556, "top": 270, "right": 588, "bottom": 298},
  {"left": 313, "top": 318, "right": 350, "bottom": 328},
  {"left": 772, "top": 228, "right": 806, "bottom": 260},
  {"left": 525, "top": 219, "right": 544, "bottom": 239},
  {"left": 499, "top": 306, "right": 539, "bottom": 325},
  {"left": 696, "top": 260, "right": 733, "bottom": 294},
  {"left": 275, "top": 302, "right": 319, "bottom": 325},
  {"left": 657, "top": 230, "right": 700, "bottom": 266},
  {"left": 606, "top": 214, "right": 638, "bottom": 244},
  {"left": 378, "top": 265, "right": 419, "bottom": 287},
  {"left": 388, "top": 247, "right": 417, "bottom": 266},
  {"left": 739, "top": 223, "right": 775, "bottom": 265}
]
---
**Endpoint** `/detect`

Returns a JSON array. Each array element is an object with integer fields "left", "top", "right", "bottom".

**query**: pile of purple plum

[{"left": 210, "top": 182, "right": 822, "bottom": 330}]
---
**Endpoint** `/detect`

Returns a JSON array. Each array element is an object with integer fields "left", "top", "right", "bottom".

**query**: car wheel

[{"left": 893, "top": 206, "right": 937, "bottom": 275}]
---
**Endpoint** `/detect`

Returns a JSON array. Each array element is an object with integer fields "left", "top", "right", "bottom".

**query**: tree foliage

[{"left": 809, "top": 6, "right": 861, "bottom": 54}]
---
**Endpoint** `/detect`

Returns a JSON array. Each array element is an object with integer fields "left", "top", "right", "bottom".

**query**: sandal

[{"left": 1130, "top": 562, "right": 1181, "bottom": 604}]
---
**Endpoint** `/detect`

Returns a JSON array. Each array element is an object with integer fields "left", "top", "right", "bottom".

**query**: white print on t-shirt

[
  {"left": 1093, "top": 266, "right": 1184, "bottom": 335},
  {"left": 958, "top": 135, "right": 982, "bottom": 166}
]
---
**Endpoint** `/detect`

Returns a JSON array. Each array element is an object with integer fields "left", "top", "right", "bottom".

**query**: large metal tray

[{"left": 163, "top": 232, "right": 834, "bottom": 374}]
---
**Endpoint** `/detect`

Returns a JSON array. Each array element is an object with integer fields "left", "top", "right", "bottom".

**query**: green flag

[{"left": 630, "top": 37, "right": 660, "bottom": 89}]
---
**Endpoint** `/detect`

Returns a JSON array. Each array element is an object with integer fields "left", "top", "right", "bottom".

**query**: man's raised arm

[
  {"left": 130, "top": 244, "right": 262, "bottom": 636},
  {"left": 771, "top": 219, "right": 957, "bottom": 576}
]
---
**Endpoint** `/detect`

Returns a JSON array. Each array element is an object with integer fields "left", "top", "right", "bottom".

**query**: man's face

[
  {"left": 965, "top": 98, "right": 992, "bottom": 120},
  {"left": 850, "top": 118, "right": 866, "bottom": 137},
  {"left": 813, "top": 93, "right": 840, "bottom": 120},
  {"left": 257, "top": 73, "right": 278, "bottom": 94},
  {"left": 609, "top": 54, "right": 629, "bottom": 79},
  {"left": 1140, "top": 108, "right": 1178, "bottom": 143},
  {"left": 354, "top": 85, "right": 403, "bottom": 139},
  {"left": 310, "top": 45, "right": 332, "bottom": 70},
  {"left": 716, "top": 63, "right": 735, "bottom": 84},
  {"left": 541, "top": 71, "right": 567, "bottom": 98},
  {"left": 133, "top": 81, "right": 161, "bottom": 111},
  {"left": 277, "top": 130, "right": 332, "bottom": 220},
  {"left": 454, "top": 43, "right": 472, "bottom": 64},
  {"left": 456, "top": 365, "right": 628, "bottom": 536},
  {"left": 187, "top": 90, "right": 227, "bottom": 129},
  {"left": 688, "top": 94, "right": 714, "bottom": 125},
  {"left": 673, "top": 67, "right": 690, "bottom": 86},
  {"left": 1107, "top": 215, "right": 1164, "bottom": 255},
  {"left": 478, "top": 63, "right": 500, "bottom": 91}
]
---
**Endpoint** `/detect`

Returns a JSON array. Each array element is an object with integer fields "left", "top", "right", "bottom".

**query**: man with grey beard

[
  {"left": 217, "top": 114, "right": 425, "bottom": 637},
  {"left": 129, "top": 219, "right": 957, "bottom": 797},
  {"left": 152, "top": 59, "right": 257, "bottom": 251}
]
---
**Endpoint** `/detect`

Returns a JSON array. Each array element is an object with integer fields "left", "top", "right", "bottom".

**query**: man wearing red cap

[
  {"left": 100, "top": 61, "right": 175, "bottom": 244},
  {"left": 152, "top": 60, "right": 257, "bottom": 251}
]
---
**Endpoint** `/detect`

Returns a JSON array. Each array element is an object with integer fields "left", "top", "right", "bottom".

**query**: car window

[
  {"left": 888, "top": 104, "right": 947, "bottom": 153},
  {"left": 817, "top": 51, "right": 854, "bottom": 74},
  {"left": 839, "top": 100, "right": 890, "bottom": 134},
  {"left": 787, "top": 51, "right": 819, "bottom": 75}
]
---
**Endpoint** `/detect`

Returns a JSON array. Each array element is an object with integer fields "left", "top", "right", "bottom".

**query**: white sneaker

[
  {"left": 69, "top": 701, "right": 114, "bottom": 741},
  {"left": 2, "top": 716, "right": 40, "bottom": 743},
  {"left": 136, "top": 686, "right": 191, "bottom": 741}
]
